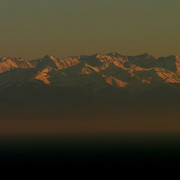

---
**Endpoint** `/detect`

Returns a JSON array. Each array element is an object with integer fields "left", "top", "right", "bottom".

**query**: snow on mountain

[{"left": 1, "top": 53, "right": 180, "bottom": 93}]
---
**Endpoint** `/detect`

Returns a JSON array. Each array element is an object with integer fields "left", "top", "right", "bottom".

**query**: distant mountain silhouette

[{"left": 1, "top": 53, "right": 180, "bottom": 117}]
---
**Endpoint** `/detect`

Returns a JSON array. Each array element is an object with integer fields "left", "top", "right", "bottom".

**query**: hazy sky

[{"left": 0, "top": 0, "right": 180, "bottom": 59}]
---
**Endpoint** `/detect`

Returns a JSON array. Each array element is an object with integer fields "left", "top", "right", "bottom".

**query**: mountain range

[
  {"left": 1, "top": 52, "right": 180, "bottom": 133},
  {"left": 1, "top": 52, "right": 180, "bottom": 114}
]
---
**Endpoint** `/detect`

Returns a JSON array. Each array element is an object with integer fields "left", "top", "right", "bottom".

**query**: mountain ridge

[
  {"left": 1, "top": 52, "right": 180, "bottom": 110},
  {"left": 1, "top": 53, "right": 180, "bottom": 133},
  {"left": 1, "top": 52, "right": 180, "bottom": 84}
]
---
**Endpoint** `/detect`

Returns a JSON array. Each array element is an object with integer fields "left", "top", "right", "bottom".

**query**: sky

[{"left": 0, "top": 0, "right": 180, "bottom": 59}]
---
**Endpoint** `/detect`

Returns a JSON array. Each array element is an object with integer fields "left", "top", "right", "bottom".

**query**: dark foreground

[{"left": 1, "top": 134, "right": 180, "bottom": 169}]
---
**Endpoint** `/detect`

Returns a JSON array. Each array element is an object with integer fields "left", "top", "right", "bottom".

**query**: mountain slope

[{"left": 1, "top": 53, "right": 180, "bottom": 110}]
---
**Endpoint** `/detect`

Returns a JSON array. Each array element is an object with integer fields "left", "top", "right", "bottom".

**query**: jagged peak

[
  {"left": 43, "top": 55, "right": 57, "bottom": 60},
  {"left": 0, "top": 56, "right": 8, "bottom": 61},
  {"left": 0, "top": 56, "right": 28, "bottom": 62},
  {"left": 157, "top": 55, "right": 180, "bottom": 61},
  {"left": 80, "top": 53, "right": 98, "bottom": 58},
  {"left": 105, "top": 52, "right": 121, "bottom": 56},
  {"left": 134, "top": 53, "right": 153, "bottom": 59},
  {"left": 1, "top": 53, "right": 179, "bottom": 62},
  {"left": 167, "top": 55, "right": 180, "bottom": 59}
]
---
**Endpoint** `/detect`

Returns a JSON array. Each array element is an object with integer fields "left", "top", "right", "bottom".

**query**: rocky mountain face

[{"left": 1, "top": 53, "right": 180, "bottom": 112}]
